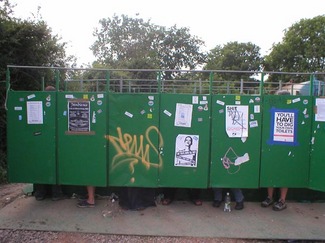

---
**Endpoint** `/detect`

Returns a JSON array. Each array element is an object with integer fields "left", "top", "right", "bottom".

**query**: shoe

[
  {"left": 192, "top": 199, "right": 202, "bottom": 206},
  {"left": 235, "top": 200, "right": 244, "bottom": 210},
  {"left": 162, "top": 198, "right": 173, "bottom": 206},
  {"left": 77, "top": 200, "right": 95, "bottom": 208},
  {"left": 212, "top": 200, "right": 221, "bottom": 208},
  {"left": 52, "top": 193, "right": 69, "bottom": 201},
  {"left": 273, "top": 200, "right": 287, "bottom": 211},
  {"left": 34, "top": 184, "right": 47, "bottom": 201},
  {"left": 34, "top": 191, "right": 46, "bottom": 201},
  {"left": 261, "top": 197, "right": 274, "bottom": 207},
  {"left": 35, "top": 194, "right": 46, "bottom": 201}
]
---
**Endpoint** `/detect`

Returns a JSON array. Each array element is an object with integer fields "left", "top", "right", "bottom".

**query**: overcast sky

[{"left": 11, "top": 0, "right": 325, "bottom": 66}]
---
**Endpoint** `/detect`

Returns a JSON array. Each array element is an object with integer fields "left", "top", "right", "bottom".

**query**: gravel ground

[
  {"left": 0, "top": 230, "right": 279, "bottom": 243},
  {"left": 0, "top": 183, "right": 278, "bottom": 243}
]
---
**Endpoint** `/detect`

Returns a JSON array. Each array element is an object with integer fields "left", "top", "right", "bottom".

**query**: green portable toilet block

[
  {"left": 7, "top": 91, "right": 57, "bottom": 184},
  {"left": 107, "top": 93, "right": 160, "bottom": 187},
  {"left": 309, "top": 97, "right": 325, "bottom": 191},
  {"left": 57, "top": 92, "right": 108, "bottom": 186},
  {"left": 209, "top": 95, "right": 262, "bottom": 189},
  {"left": 5, "top": 67, "right": 325, "bottom": 196},
  {"left": 260, "top": 95, "right": 312, "bottom": 188},
  {"left": 158, "top": 94, "right": 211, "bottom": 188}
]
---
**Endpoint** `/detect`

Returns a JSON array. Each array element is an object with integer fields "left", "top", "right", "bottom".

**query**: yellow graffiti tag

[{"left": 106, "top": 126, "right": 164, "bottom": 174}]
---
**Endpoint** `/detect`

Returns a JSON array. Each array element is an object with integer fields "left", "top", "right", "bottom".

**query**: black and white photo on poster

[{"left": 174, "top": 134, "right": 199, "bottom": 167}]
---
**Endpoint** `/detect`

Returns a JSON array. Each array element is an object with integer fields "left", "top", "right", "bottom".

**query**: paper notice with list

[{"left": 27, "top": 101, "right": 43, "bottom": 124}]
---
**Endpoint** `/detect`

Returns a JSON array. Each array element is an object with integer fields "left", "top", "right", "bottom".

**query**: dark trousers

[{"left": 163, "top": 188, "right": 201, "bottom": 201}]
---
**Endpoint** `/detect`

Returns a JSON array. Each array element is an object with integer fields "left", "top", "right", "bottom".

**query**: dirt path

[{"left": 0, "top": 183, "right": 26, "bottom": 209}]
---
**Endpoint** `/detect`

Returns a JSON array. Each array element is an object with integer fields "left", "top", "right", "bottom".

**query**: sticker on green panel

[
  {"left": 124, "top": 111, "right": 133, "bottom": 118},
  {"left": 174, "top": 134, "right": 199, "bottom": 167}
]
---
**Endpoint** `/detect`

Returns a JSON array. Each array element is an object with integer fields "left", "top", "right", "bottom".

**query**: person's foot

[
  {"left": 162, "top": 198, "right": 173, "bottom": 205},
  {"left": 35, "top": 195, "right": 46, "bottom": 201},
  {"left": 192, "top": 199, "right": 202, "bottom": 206},
  {"left": 77, "top": 200, "right": 95, "bottom": 208},
  {"left": 34, "top": 192, "right": 46, "bottom": 201},
  {"left": 261, "top": 197, "right": 274, "bottom": 207},
  {"left": 273, "top": 199, "right": 287, "bottom": 211},
  {"left": 52, "top": 193, "right": 69, "bottom": 201},
  {"left": 136, "top": 206, "right": 146, "bottom": 211},
  {"left": 235, "top": 200, "right": 244, "bottom": 210},
  {"left": 212, "top": 200, "right": 221, "bottom": 208}
]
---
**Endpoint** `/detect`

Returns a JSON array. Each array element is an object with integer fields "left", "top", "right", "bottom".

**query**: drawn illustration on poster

[
  {"left": 174, "top": 134, "right": 199, "bottom": 167},
  {"left": 268, "top": 108, "right": 298, "bottom": 146},
  {"left": 174, "top": 103, "right": 193, "bottom": 128},
  {"left": 222, "top": 147, "right": 250, "bottom": 174},
  {"left": 225, "top": 105, "right": 248, "bottom": 138},
  {"left": 68, "top": 100, "right": 90, "bottom": 132}
]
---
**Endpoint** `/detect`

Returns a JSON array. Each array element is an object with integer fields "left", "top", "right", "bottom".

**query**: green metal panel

[
  {"left": 7, "top": 91, "right": 56, "bottom": 183},
  {"left": 309, "top": 97, "right": 325, "bottom": 191},
  {"left": 209, "top": 95, "right": 262, "bottom": 188},
  {"left": 57, "top": 92, "right": 107, "bottom": 186},
  {"left": 260, "top": 95, "right": 312, "bottom": 187},
  {"left": 107, "top": 93, "right": 160, "bottom": 187},
  {"left": 159, "top": 94, "right": 211, "bottom": 188}
]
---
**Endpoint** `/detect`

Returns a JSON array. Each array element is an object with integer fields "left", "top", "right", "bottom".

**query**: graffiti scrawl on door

[{"left": 106, "top": 126, "right": 164, "bottom": 183}]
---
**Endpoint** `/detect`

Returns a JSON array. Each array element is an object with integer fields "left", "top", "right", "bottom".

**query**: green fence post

[
  {"left": 260, "top": 72, "right": 264, "bottom": 95},
  {"left": 310, "top": 74, "right": 314, "bottom": 96},
  {"left": 6, "top": 67, "right": 10, "bottom": 91},
  {"left": 42, "top": 77, "right": 45, "bottom": 91},
  {"left": 157, "top": 71, "right": 162, "bottom": 94},
  {"left": 106, "top": 71, "right": 110, "bottom": 93},
  {"left": 55, "top": 69, "right": 60, "bottom": 91},
  {"left": 209, "top": 72, "right": 213, "bottom": 95}
]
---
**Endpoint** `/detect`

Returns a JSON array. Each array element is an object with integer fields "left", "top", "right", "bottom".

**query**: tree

[
  {"left": 91, "top": 14, "right": 207, "bottom": 79},
  {"left": 0, "top": 0, "right": 14, "bottom": 20},
  {"left": 264, "top": 15, "right": 325, "bottom": 83},
  {"left": 0, "top": 1, "right": 70, "bottom": 182},
  {"left": 154, "top": 25, "right": 206, "bottom": 73},
  {"left": 204, "top": 41, "right": 263, "bottom": 80},
  {"left": 0, "top": 18, "right": 70, "bottom": 90}
]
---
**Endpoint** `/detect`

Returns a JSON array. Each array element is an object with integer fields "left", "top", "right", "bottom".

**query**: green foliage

[
  {"left": 264, "top": 15, "right": 325, "bottom": 83},
  {"left": 92, "top": 15, "right": 157, "bottom": 65},
  {"left": 0, "top": 18, "right": 68, "bottom": 90},
  {"left": 91, "top": 14, "right": 207, "bottom": 79},
  {"left": 205, "top": 41, "right": 262, "bottom": 78},
  {"left": 203, "top": 41, "right": 263, "bottom": 94},
  {"left": 0, "top": 1, "right": 70, "bottom": 182},
  {"left": 0, "top": 0, "right": 14, "bottom": 20}
]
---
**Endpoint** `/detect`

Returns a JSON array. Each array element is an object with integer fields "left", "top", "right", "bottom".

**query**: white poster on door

[
  {"left": 225, "top": 105, "right": 248, "bottom": 138},
  {"left": 174, "top": 134, "right": 199, "bottom": 167}
]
